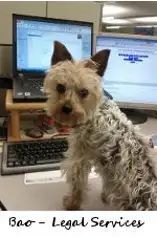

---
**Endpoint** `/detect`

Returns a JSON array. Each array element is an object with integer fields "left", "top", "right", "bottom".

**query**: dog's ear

[
  {"left": 51, "top": 41, "right": 73, "bottom": 66},
  {"left": 86, "top": 50, "right": 110, "bottom": 77}
]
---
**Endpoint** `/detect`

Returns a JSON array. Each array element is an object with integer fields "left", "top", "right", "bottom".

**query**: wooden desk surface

[{"left": 6, "top": 90, "right": 46, "bottom": 111}]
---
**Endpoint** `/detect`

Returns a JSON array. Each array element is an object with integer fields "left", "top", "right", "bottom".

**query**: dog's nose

[{"left": 62, "top": 105, "right": 72, "bottom": 114}]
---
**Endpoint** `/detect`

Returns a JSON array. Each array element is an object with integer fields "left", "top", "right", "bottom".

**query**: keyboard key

[
  {"left": 29, "top": 160, "right": 36, "bottom": 166},
  {"left": 7, "top": 162, "right": 14, "bottom": 167},
  {"left": 22, "top": 161, "right": 27, "bottom": 166},
  {"left": 36, "top": 159, "right": 60, "bottom": 164},
  {"left": 15, "top": 161, "right": 20, "bottom": 166}
]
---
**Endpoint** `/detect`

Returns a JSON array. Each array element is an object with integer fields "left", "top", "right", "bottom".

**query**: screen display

[
  {"left": 15, "top": 17, "right": 92, "bottom": 73},
  {"left": 96, "top": 35, "right": 157, "bottom": 106}
]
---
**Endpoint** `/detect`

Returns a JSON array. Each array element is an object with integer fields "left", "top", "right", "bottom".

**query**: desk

[{"left": 5, "top": 90, "right": 46, "bottom": 141}]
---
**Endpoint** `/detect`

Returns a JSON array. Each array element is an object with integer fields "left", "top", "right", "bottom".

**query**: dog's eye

[
  {"left": 56, "top": 84, "right": 66, "bottom": 93},
  {"left": 79, "top": 89, "right": 89, "bottom": 98}
]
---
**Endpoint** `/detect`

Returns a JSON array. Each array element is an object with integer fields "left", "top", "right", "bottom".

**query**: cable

[{"left": 0, "top": 44, "right": 12, "bottom": 47}]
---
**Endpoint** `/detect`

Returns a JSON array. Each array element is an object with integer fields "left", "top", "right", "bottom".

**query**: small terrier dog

[{"left": 44, "top": 41, "right": 157, "bottom": 210}]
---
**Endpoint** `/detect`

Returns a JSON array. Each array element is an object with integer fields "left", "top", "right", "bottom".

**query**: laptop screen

[{"left": 13, "top": 15, "right": 93, "bottom": 75}]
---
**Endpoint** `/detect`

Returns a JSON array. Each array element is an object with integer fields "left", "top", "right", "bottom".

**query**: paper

[
  {"left": 24, "top": 168, "right": 98, "bottom": 185},
  {"left": 24, "top": 170, "right": 65, "bottom": 185}
]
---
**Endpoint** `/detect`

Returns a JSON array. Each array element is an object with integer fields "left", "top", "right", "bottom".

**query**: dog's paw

[{"left": 63, "top": 195, "right": 81, "bottom": 210}]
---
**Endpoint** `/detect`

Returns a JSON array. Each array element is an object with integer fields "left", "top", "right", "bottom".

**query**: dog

[{"left": 44, "top": 41, "right": 157, "bottom": 210}]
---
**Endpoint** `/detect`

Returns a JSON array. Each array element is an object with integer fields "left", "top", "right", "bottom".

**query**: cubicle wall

[{"left": 0, "top": 1, "right": 46, "bottom": 44}]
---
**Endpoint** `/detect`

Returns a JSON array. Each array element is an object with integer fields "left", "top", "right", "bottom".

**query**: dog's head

[{"left": 44, "top": 41, "right": 110, "bottom": 127}]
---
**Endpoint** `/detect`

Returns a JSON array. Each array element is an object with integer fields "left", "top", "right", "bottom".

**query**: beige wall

[
  {"left": 0, "top": 1, "right": 46, "bottom": 44},
  {"left": 0, "top": 1, "right": 102, "bottom": 44}
]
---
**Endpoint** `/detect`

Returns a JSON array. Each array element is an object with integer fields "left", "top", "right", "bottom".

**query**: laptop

[{"left": 12, "top": 14, "right": 93, "bottom": 102}]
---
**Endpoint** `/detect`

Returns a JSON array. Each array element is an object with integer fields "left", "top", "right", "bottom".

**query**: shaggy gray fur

[{"left": 63, "top": 97, "right": 157, "bottom": 210}]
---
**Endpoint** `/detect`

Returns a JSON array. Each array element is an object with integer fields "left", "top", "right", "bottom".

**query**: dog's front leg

[{"left": 63, "top": 160, "right": 90, "bottom": 210}]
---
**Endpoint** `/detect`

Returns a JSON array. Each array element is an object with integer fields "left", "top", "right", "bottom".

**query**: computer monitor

[
  {"left": 13, "top": 14, "right": 93, "bottom": 76},
  {"left": 96, "top": 33, "right": 157, "bottom": 111}
]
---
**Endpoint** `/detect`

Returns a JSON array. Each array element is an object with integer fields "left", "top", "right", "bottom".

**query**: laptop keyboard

[
  {"left": 24, "top": 79, "right": 43, "bottom": 90},
  {"left": 1, "top": 138, "right": 68, "bottom": 175}
]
